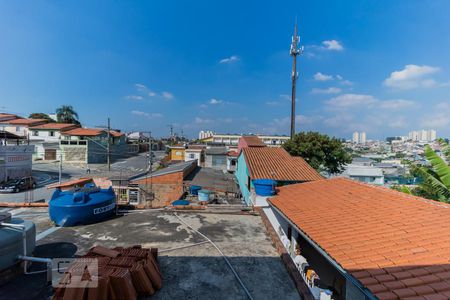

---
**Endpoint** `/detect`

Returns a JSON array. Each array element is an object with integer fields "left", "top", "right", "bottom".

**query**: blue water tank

[
  {"left": 198, "top": 190, "right": 211, "bottom": 202},
  {"left": 253, "top": 179, "right": 277, "bottom": 196},
  {"left": 189, "top": 185, "right": 202, "bottom": 196},
  {"left": 49, "top": 186, "right": 116, "bottom": 227}
]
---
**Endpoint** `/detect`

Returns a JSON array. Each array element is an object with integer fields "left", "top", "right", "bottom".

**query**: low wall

[{"left": 256, "top": 207, "right": 315, "bottom": 300}]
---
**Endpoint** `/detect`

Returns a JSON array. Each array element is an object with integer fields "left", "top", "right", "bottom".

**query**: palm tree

[{"left": 56, "top": 105, "right": 80, "bottom": 125}]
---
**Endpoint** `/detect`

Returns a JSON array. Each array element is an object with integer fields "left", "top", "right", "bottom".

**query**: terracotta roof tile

[
  {"left": 30, "top": 123, "right": 79, "bottom": 130},
  {"left": 240, "top": 136, "right": 266, "bottom": 147},
  {"left": 63, "top": 128, "right": 104, "bottom": 136},
  {"left": 109, "top": 130, "right": 124, "bottom": 137},
  {"left": 242, "top": 147, "right": 322, "bottom": 181},
  {"left": 0, "top": 118, "right": 48, "bottom": 125},
  {"left": 269, "top": 177, "right": 450, "bottom": 299}
]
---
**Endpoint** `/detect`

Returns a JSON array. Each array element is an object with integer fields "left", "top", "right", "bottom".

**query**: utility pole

[
  {"left": 289, "top": 19, "right": 303, "bottom": 139},
  {"left": 59, "top": 153, "right": 62, "bottom": 184},
  {"left": 147, "top": 132, "right": 152, "bottom": 171},
  {"left": 107, "top": 117, "right": 111, "bottom": 172}
]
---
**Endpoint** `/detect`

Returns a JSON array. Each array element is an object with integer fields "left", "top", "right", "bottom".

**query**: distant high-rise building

[
  {"left": 408, "top": 129, "right": 437, "bottom": 142},
  {"left": 359, "top": 132, "right": 366, "bottom": 144},
  {"left": 352, "top": 131, "right": 366, "bottom": 144},
  {"left": 198, "top": 130, "right": 214, "bottom": 140},
  {"left": 352, "top": 132, "right": 359, "bottom": 143}
]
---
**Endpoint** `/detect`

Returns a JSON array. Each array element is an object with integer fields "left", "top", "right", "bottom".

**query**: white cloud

[
  {"left": 131, "top": 110, "right": 163, "bottom": 118},
  {"left": 379, "top": 99, "right": 417, "bottom": 110},
  {"left": 209, "top": 98, "right": 223, "bottom": 105},
  {"left": 219, "top": 55, "right": 239, "bottom": 64},
  {"left": 314, "top": 72, "right": 333, "bottom": 81},
  {"left": 326, "top": 93, "right": 376, "bottom": 108},
  {"left": 420, "top": 102, "right": 450, "bottom": 128},
  {"left": 148, "top": 91, "right": 156, "bottom": 97},
  {"left": 125, "top": 95, "right": 144, "bottom": 100},
  {"left": 384, "top": 64, "right": 440, "bottom": 89},
  {"left": 134, "top": 83, "right": 148, "bottom": 91},
  {"left": 421, "top": 113, "right": 450, "bottom": 128},
  {"left": 194, "top": 117, "right": 214, "bottom": 124},
  {"left": 162, "top": 91, "right": 174, "bottom": 100},
  {"left": 388, "top": 117, "right": 408, "bottom": 128},
  {"left": 311, "top": 87, "right": 342, "bottom": 94},
  {"left": 322, "top": 40, "right": 344, "bottom": 51}
]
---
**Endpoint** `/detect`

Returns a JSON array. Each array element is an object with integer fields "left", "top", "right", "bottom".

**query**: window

[
  {"left": 247, "top": 176, "right": 251, "bottom": 190},
  {"left": 231, "top": 159, "right": 236, "bottom": 166},
  {"left": 189, "top": 154, "right": 195, "bottom": 159},
  {"left": 49, "top": 131, "right": 55, "bottom": 137},
  {"left": 15, "top": 126, "right": 20, "bottom": 132},
  {"left": 33, "top": 131, "right": 39, "bottom": 136}
]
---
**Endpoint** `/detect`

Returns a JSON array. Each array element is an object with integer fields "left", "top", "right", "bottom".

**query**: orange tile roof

[
  {"left": 0, "top": 113, "right": 18, "bottom": 119},
  {"left": 30, "top": 123, "right": 79, "bottom": 131},
  {"left": 227, "top": 150, "right": 239, "bottom": 157},
  {"left": 240, "top": 136, "right": 266, "bottom": 147},
  {"left": 63, "top": 128, "right": 104, "bottom": 136},
  {"left": 269, "top": 177, "right": 450, "bottom": 299},
  {"left": 47, "top": 177, "right": 93, "bottom": 189},
  {"left": 109, "top": 130, "right": 124, "bottom": 137},
  {"left": 242, "top": 147, "right": 322, "bottom": 181},
  {"left": 0, "top": 118, "right": 48, "bottom": 125}
]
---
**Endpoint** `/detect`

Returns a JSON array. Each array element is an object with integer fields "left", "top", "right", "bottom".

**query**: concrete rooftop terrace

[{"left": 1, "top": 207, "right": 299, "bottom": 300}]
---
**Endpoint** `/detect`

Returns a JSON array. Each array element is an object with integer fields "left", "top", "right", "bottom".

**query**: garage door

[{"left": 44, "top": 149, "right": 57, "bottom": 160}]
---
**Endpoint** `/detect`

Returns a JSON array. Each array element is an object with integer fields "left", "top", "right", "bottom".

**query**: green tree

[
  {"left": 282, "top": 131, "right": 352, "bottom": 174},
  {"left": 397, "top": 143, "right": 450, "bottom": 202},
  {"left": 28, "top": 112, "right": 55, "bottom": 122},
  {"left": 56, "top": 105, "right": 80, "bottom": 125}
]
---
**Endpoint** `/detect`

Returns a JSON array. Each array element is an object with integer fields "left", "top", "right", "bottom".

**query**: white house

[
  {"left": 184, "top": 147, "right": 205, "bottom": 166},
  {"left": 341, "top": 165, "right": 384, "bottom": 185},
  {"left": 29, "top": 123, "right": 79, "bottom": 160},
  {"left": 0, "top": 118, "right": 49, "bottom": 138}
]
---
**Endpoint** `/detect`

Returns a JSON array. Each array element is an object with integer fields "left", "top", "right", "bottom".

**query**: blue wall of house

[{"left": 235, "top": 153, "right": 253, "bottom": 205}]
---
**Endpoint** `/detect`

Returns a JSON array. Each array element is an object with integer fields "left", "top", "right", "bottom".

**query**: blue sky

[{"left": 1, "top": 1, "right": 450, "bottom": 139}]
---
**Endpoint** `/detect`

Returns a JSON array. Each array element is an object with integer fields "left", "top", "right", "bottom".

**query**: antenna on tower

[
  {"left": 289, "top": 17, "right": 304, "bottom": 139},
  {"left": 167, "top": 124, "right": 174, "bottom": 139}
]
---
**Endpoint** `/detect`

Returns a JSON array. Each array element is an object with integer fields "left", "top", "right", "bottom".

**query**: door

[{"left": 44, "top": 149, "right": 57, "bottom": 160}]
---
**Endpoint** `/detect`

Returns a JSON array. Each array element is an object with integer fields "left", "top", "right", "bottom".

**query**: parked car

[{"left": 0, "top": 177, "right": 37, "bottom": 193}]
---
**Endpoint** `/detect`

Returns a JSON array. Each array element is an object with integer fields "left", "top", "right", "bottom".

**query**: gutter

[{"left": 268, "top": 203, "right": 377, "bottom": 300}]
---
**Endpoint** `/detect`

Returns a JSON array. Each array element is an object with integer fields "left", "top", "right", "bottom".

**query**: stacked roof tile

[
  {"left": 269, "top": 177, "right": 450, "bottom": 300},
  {"left": 53, "top": 245, "right": 162, "bottom": 300},
  {"left": 242, "top": 147, "right": 322, "bottom": 182}
]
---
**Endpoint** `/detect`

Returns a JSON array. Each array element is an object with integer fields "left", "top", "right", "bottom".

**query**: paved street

[{"left": 0, "top": 151, "right": 166, "bottom": 203}]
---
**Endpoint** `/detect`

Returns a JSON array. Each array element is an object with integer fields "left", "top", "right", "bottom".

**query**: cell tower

[{"left": 289, "top": 19, "right": 304, "bottom": 139}]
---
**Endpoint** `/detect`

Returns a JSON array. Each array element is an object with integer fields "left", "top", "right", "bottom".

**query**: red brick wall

[{"left": 136, "top": 172, "right": 184, "bottom": 207}]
